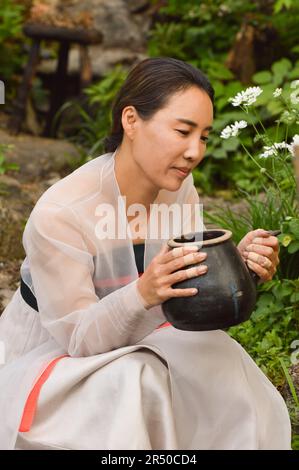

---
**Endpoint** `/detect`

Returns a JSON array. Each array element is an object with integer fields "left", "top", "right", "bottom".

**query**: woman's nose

[{"left": 184, "top": 141, "right": 203, "bottom": 162}]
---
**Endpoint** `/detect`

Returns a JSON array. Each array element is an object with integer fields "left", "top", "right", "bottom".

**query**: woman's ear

[{"left": 121, "top": 106, "right": 139, "bottom": 139}]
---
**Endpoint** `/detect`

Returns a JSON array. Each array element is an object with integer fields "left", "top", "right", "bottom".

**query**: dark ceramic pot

[{"left": 161, "top": 229, "right": 258, "bottom": 331}]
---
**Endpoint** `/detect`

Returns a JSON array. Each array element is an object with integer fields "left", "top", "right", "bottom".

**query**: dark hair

[{"left": 103, "top": 57, "right": 214, "bottom": 153}]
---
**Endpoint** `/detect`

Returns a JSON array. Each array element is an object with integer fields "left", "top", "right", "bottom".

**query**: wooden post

[
  {"left": 7, "top": 40, "right": 41, "bottom": 134},
  {"left": 43, "top": 40, "right": 70, "bottom": 137},
  {"left": 79, "top": 45, "right": 92, "bottom": 89}
]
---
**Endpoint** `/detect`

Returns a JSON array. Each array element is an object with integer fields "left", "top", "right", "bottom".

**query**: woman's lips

[{"left": 172, "top": 168, "right": 190, "bottom": 178}]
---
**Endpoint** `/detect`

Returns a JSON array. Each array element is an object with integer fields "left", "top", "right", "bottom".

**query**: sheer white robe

[{"left": 0, "top": 150, "right": 291, "bottom": 449}]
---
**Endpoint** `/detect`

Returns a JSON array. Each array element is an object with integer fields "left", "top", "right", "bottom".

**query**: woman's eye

[
  {"left": 176, "top": 130, "right": 209, "bottom": 142},
  {"left": 176, "top": 129, "right": 189, "bottom": 136}
]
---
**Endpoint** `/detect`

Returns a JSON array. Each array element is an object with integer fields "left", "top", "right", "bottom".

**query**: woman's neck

[{"left": 114, "top": 145, "right": 159, "bottom": 215}]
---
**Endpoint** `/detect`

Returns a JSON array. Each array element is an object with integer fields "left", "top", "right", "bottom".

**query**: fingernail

[{"left": 197, "top": 265, "right": 208, "bottom": 273}]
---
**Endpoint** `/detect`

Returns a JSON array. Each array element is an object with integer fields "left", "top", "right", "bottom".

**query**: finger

[
  {"left": 242, "top": 243, "right": 274, "bottom": 258},
  {"left": 242, "top": 229, "right": 271, "bottom": 244},
  {"left": 251, "top": 236, "right": 280, "bottom": 250},
  {"left": 167, "top": 264, "right": 208, "bottom": 285},
  {"left": 251, "top": 228, "right": 272, "bottom": 238},
  {"left": 158, "top": 243, "right": 171, "bottom": 255},
  {"left": 162, "top": 245, "right": 199, "bottom": 263},
  {"left": 243, "top": 250, "right": 280, "bottom": 271},
  {"left": 164, "top": 287, "right": 199, "bottom": 298},
  {"left": 246, "top": 251, "right": 273, "bottom": 270},
  {"left": 164, "top": 251, "right": 207, "bottom": 273},
  {"left": 247, "top": 259, "right": 273, "bottom": 282}
]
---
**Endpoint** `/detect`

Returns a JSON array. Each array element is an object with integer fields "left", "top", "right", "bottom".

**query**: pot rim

[{"left": 168, "top": 229, "right": 233, "bottom": 248}]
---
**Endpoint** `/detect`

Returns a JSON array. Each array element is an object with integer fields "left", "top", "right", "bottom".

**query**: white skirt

[{"left": 15, "top": 325, "right": 292, "bottom": 450}]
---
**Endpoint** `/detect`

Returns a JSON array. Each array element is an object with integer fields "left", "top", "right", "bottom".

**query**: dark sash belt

[
  {"left": 20, "top": 278, "right": 39, "bottom": 312},
  {"left": 19, "top": 243, "right": 145, "bottom": 314}
]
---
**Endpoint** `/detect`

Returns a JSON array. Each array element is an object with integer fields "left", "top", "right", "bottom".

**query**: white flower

[
  {"left": 290, "top": 134, "right": 299, "bottom": 156},
  {"left": 259, "top": 148, "right": 276, "bottom": 158},
  {"left": 290, "top": 90, "right": 299, "bottom": 105},
  {"left": 273, "top": 88, "right": 282, "bottom": 98},
  {"left": 291, "top": 80, "right": 299, "bottom": 89},
  {"left": 220, "top": 125, "right": 233, "bottom": 139},
  {"left": 234, "top": 120, "right": 247, "bottom": 129},
  {"left": 229, "top": 86, "right": 263, "bottom": 107},
  {"left": 292, "top": 134, "right": 299, "bottom": 146},
  {"left": 220, "top": 120, "right": 248, "bottom": 139},
  {"left": 259, "top": 141, "right": 292, "bottom": 158}
]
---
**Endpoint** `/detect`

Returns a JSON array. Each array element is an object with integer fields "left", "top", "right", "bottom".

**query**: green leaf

[
  {"left": 290, "top": 292, "right": 299, "bottom": 303},
  {"left": 273, "top": 282, "right": 293, "bottom": 299},
  {"left": 252, "top": 71, "right": 272, "bottom": 84},
  {"left": 213, "top": 81, "right": 225, "bottom": 97},
  {"left": 216, "top": 97, "right": 230, "bottom": 111},
  {"left": 289, "top": 219, "right": 299, "bottom": 238},
  {"left": 256, "top": 293, "right": 274, "bottom": 308},
  {"left": 212, "top": 148, "right": 227, "bottom": 159},
  {"left": 222, "top": 137, "right": 239, "bottom": 151},
  {"left": 282, "top": 234, "right": 293, "bottom": 247},
  {"left": 208, "top": 64, "right": 234, "bottom": 80},
  {"left": 271, "top": 59, "right": 292, "bottom": 81},
  {"left": 288, "top": 241, "right": 299, "bottom": 254}
]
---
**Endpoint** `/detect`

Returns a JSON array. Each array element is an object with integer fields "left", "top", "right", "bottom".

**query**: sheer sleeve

[
  {"left": 23, "top": 202, "right": 165, "bottom": 357},
  {"left": 183, "top": 184, "right": 206, "bottom": 233}
]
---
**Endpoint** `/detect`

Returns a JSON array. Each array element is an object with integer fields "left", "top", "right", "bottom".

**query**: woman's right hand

[{"left": 137, "top": 243, "right": 208, "bottom": 309}]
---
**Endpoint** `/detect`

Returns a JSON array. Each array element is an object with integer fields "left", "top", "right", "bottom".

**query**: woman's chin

[
  {"left": 164, "top": 176, "right": 183, "bottom": 191},
  {"left": 152, "top": 173, "right": 183, "bottom": 192}
]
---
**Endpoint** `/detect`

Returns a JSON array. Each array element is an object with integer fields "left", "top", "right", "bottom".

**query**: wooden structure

[{"left": 8, "top": 23, "right": 102, "bottom": 137}]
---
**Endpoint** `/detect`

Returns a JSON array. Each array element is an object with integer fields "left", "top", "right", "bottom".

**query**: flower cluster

[
  {"left": 220, "top": 120, "right": 247, "bottom": 139},
  {"left": 229, "top": 86, "right": 263, "bottom": 107},
  {"left": 221, "top": 84, "right": 299, "bottom": 161},
  {"left": 259, "top": 142, "right": 292, "bottom": 159}
]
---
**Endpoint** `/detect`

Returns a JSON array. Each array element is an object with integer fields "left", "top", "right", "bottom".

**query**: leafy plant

[
  {"left": 0, "top": 144, "right": 19, "bottom": 175},
  {"left": 228, "top": 278, "right": 299, "bottom": 385},
  {"left": 147, "top": 0, "right": 299, "bottom": 194},
  {"left": 56, "top": 65, "right": 127, "bottom": 164},
  {"left": 0, "top": 0, "right": 25, "bottom": 85}
]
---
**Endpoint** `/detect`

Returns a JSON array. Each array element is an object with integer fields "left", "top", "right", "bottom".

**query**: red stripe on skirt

[
  {"left": 19, "top": 354, "right": 69, "bottom": 432},
  {"left": 18, "top": 322, "right": 171, "bottom": 432}
]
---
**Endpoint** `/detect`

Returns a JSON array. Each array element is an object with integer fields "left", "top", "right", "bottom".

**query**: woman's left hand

[{"left": 237, "top": 228, "right": 280, "bottom": 282}]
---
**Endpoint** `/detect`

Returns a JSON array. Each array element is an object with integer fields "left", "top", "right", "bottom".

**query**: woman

[{"left": 0, "top": 57, "right": 291, "bottom": 450}]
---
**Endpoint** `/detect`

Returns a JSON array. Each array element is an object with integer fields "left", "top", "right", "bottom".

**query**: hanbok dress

[{"left": 0, "top": 150, "right": 291, "bottom": 450}]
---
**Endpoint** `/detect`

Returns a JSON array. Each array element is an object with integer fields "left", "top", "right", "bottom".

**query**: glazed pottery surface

[{"left": 161, "top": 229, "right": 258, "bottom": 331}]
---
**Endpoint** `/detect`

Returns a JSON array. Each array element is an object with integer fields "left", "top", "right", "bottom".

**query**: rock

[
  {"left": 127, "top": 0, "right": 150, "bottom": 14},
  {"left": 37, "top": 45, "right": 147, "bottom": 78},
  {"left": 0, "top": 129, "right": 81, "bottom": 182},
  {"left": 33, "top": 0, "right": 152, "bottom": 77},
  {"left": 30, "top": 0, "right": 149, "bottom": 48},
  {"left": 0, "top": 289, "right": 16, "bottom": 310},
  {"left": 0, "top": 201, "right": 26, "bottom": 261},
  {"left": 0, "top": 259, "right": 22, "bottom": 313}
]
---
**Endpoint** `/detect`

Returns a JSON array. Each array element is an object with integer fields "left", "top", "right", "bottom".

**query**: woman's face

[{"left": 129, "top": 85, "right": 214, "bottom": 192}]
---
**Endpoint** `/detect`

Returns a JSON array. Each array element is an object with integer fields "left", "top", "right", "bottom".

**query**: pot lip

[{"left": 168, "top": 229, "right": 233, "bottom": 248}]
